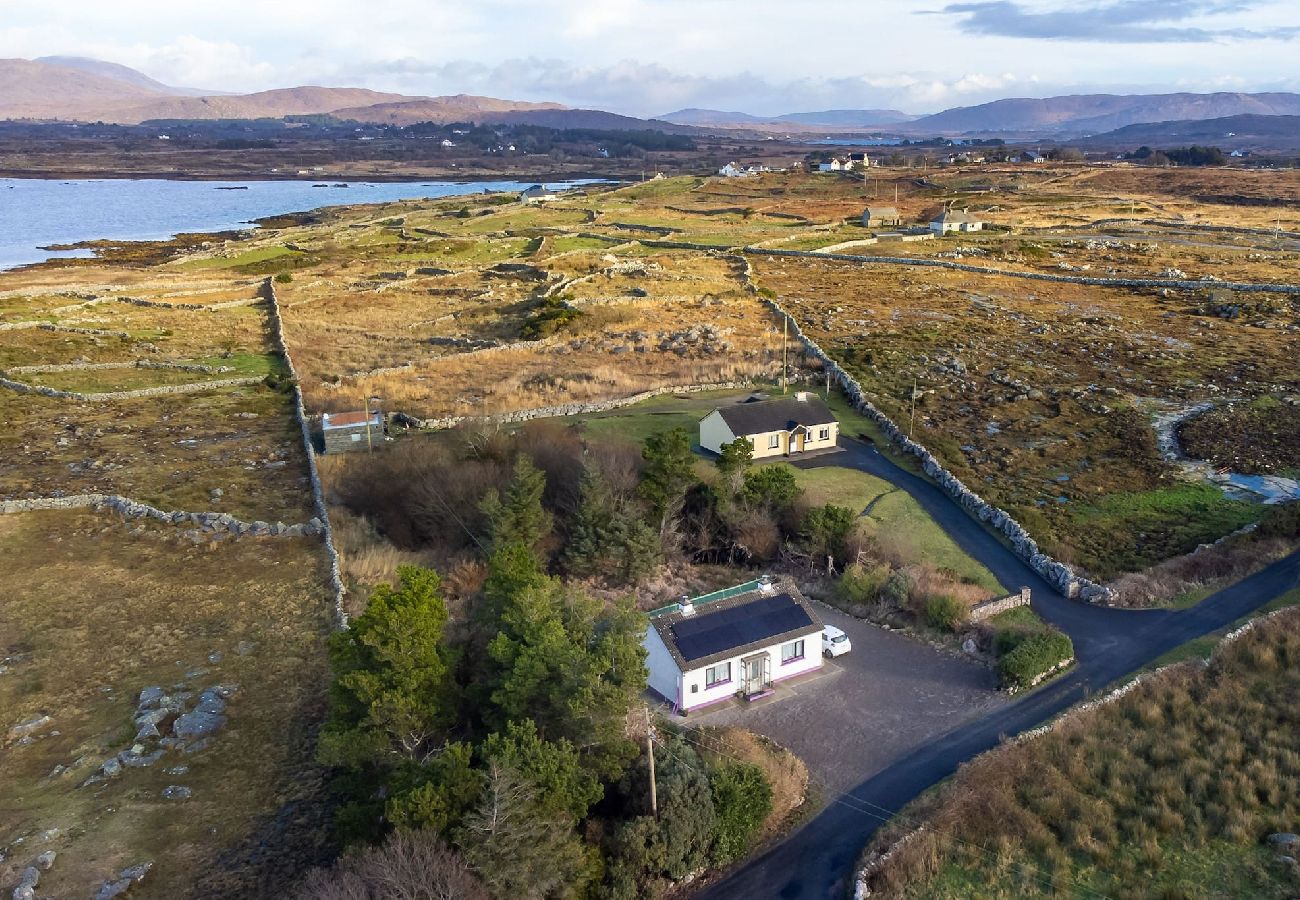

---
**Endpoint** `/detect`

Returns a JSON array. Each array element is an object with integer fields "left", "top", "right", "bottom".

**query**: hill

[
  {"left": 112, "top": 86, "right": 420, "bottom": 123},
  {"left": 0, "top": 58, "right": 167, "bottom": 120},
  {"left": 34, "top": 55, "right": 216, "bottom": 96},
  {"left": 904, "top": 91, "right": 1300, "bottom": 136},
  {"left": 660, "top": 107, "right": 914, "bottom": 130},
  {"left": 1081, "top": 113, "right": 1300, "bottom": 152}
]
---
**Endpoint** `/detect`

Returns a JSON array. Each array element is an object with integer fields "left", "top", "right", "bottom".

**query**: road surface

[{"left": 697, "top": 440, "right": 1300, "bottom": 899}]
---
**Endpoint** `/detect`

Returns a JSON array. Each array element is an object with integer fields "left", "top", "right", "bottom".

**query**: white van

[{"left": 822, "top": 624, "right": 852, "bottom": 658}]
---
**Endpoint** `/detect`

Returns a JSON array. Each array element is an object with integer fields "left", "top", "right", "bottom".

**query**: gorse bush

[
  {"left": 997, "top": 630, "right": 1074, "bottom": 689},
  {"left": 924, "top": 594, "right": 966, "bottom": 632}
]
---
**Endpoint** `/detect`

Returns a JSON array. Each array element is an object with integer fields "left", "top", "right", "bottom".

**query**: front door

[{"left": 741, "top": 654, "right": 770, "bottom": 696}]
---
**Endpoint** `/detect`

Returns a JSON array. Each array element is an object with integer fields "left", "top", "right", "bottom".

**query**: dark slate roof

[
  {"left": 651, "top": 584, "right": 823, "bottom": 671},
  {"left": 863, "top": 206, "right": 899, "bottom": 219},
  {"left": 710, "top": 395, "right": 837, "bottom": 437}
]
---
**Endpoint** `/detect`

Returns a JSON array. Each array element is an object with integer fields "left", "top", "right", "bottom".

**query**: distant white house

[
  {"left": 699, "top": 393, "right": 839, "bottom": 459},
  {"left": 718, "top": 161, "right": 745, "bottom": 177},
  {"left": 519, "top": 184, "right": 560, "bottom": 203},
  {"left": 817, "top": 157, "right": 849, "bottom": 173},
  {"left": 931, "top": 209, "right": 984, "bottom": 234},
  {"left": 1018, "top": 150, "right": 1046, "bottom": 163},
  {"left": 440, "top": 139, "right": 456, "bottom": 148},
  {"left": 644, "top": 578, "right": 824, "bottom": 713}
]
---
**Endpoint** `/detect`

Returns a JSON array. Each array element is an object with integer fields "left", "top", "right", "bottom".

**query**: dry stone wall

[
  {"left": 263, "top": 279, "right": 348, "bottom": 625},
  {"left": 969, "top": 587, "right": 1032, "bottom": 622},
  {"left": 394, "top": 381, "right": 749, "bottom": 431},
  {"left": 0, "top": 493, "right": 323, "bottom": 537},
  {"left": 0, "top": 374, "right": 263, "bottom": 401},
  {"left": 722, "top": 250, "right": 1115, "bottom": 603}
]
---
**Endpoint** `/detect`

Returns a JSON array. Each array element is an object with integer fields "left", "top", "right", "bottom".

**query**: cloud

[
  {"left": 327, "top": 56, "right": 1052, "bottom": 116},
  {"left": 938, "top": 0, "right": 1300, "bottom": 42}
]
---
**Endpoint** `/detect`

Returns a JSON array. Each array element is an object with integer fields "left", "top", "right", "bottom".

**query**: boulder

[{"left": 161, "top": 785, "right": 192, "bottom": 800}]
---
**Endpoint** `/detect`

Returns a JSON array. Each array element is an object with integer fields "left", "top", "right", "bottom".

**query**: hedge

[{"left": 998, "top": 631, "right": 1074, "bottom": 689}]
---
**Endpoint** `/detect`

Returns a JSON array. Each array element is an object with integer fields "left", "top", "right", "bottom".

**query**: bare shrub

[
  {"left": 294, "top": 830, "right": 488, "bottom": 900},
  {"left": 1109, "top": 535, "right": 1293, "bottom": 608}
]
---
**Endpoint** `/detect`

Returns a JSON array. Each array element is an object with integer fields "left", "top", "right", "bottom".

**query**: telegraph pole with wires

[{"left": 644, "top": 707, "right": 658, "bottom": 818}]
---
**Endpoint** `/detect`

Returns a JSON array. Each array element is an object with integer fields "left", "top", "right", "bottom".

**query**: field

[
  {"left": 1, "top": 160, "right": 1296, "bottom": 895},
  {"left": 858, "top": 606, "right": 1300, "bottom": 899},
  {"left": 0, "top": 264, "right": 334, "bottom": 897}
]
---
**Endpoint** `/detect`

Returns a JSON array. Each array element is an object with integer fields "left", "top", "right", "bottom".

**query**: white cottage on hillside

[
  {"left": 699, "top": 393, "right": 839, "bottom": 459},
  {"left": 644, "top": 578, "right": 824, "bottom": 714},
  {"left": 930, "top": 209, "right": 984, "bottom": 234}
]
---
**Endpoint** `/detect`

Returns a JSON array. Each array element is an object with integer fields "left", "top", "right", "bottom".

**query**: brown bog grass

[
  {"left": 861, "top": 606, "right": 1300, "bottom": 899},
  {"left": 0, "top": 510, "right": 334, "bottom": 899}
]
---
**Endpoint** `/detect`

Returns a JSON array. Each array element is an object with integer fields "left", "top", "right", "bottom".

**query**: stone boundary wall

[
  {"left": 263, "top": 278, "right": 348, "bottom": 626},
  {"left": 969, "top": 586, "right": 1032, "bottom": 622},
  {"left": 0, "top": 374, "right": 264, "bottom": 401},
  {"left": 854, "top": 826, "right": 927, "bottom": 899},
  {"left": 634, "top": 239, "right": 1300, "bottom": 295},
  {"left": 394, "top": 381, "right": 750, "bottom": 432},
  {"left": 722, "top": 250, "right": 1113, "bottom": 603},
  {"left": 745, "top": 246, "right": 1300, "bottom": 295},
  {"left": 0, "top": 493, "right": 322, "bottom": 537},
  {"left": 7, "top": 360, "right": 233, "bottom": 376},
  {"left": 0, "top": 321, "right": 134, "bottom": 336},
  {"left": 761, "top": 293, "right": 1111, "bottom": 603},
  {"left": 1085, "top": 217, "right": 1300, "bottom": 241}
]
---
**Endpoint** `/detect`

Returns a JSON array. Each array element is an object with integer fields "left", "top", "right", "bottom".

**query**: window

[
  {"left": 819, "top": 427, "right": 830, "bottom": 441},
  {"left": 704, "top": 662, "right": 731, "bottom": 688},
  {"left": 350, "top": 433, "right": 362, "bottom": 442},
  {"left": 781, "top": 640, "right": 805, "bottom": 664},
  {"left": 767, "top": 434, "right": 780, "bottom": 449}
]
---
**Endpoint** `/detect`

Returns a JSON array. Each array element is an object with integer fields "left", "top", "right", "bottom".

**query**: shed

[{"left": 321, "top": 410, "right": 384, "bottom": 453}]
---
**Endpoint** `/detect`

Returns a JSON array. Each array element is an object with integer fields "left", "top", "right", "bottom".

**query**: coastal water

[{"left": 0, "top": 177, "right": 585, "bottom": 270}]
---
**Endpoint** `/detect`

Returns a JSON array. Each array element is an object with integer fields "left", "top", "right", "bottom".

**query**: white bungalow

[
  {"left": 699, "top": 393, "right": 839, "bottom": 459},
  {"left": 930, "top": 209, "right": 984, "bottom": 235},
  {"left": 644, "top": 578, "right": 824, "bottom": 714}
]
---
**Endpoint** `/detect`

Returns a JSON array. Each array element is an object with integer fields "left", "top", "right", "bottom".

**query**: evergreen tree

[
  {"left": 481, "top": 455, "right": 553, "bottom": 559},
  {"left": 481, "top": 719, "right": 602, "bottom": 824},
  {"left": 611, "top": 510, "right": 662, "bottom": 584},
  {"left": 319, "top": 566, "right": 455, "bottom": 770},
  {"left": 742, "top": 464, "right": 802, "bottom": 511},
  {"left": 562, "top": 465, "right": 616, "bottom": 577},
  {"left": 486, "top": 582, "right": 646, "bottom": 779},
  {"left": 716, "top": 436, "right": 753, "bottom": 494},
  {"left": 639, "top": 428, "right": 699, "bottom": 534}
]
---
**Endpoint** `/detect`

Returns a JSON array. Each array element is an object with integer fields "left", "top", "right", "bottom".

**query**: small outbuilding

[
  {"left": 699, "top": 392, "right": 839, "bottom": 459},
  {"left": 861, "top": 206, "right": 902, "bottom": 229},
  {"left": 644, "top": 578, "right": 824, "bottom": 713},
  {"left": 321, "top": 410, "right": 384, "bottom": 453},
  {"left": 930, "top": 209, "right": 984, "bottom": 234}
]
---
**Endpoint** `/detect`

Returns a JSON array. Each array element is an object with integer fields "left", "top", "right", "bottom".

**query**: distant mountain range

[
  {"left": 0, "top": 57, "right": 693, "bottom": 132},
  {"left": 4, "top": 56, "right": 1300, "bottom": 148},
  {"left": 1082, "top": 113, "right": 1300, "bottom": 151},
  {"left": 660, "top": 108, "right": 916, "bottom": 128},
  {"left": 901, "top": 92, "right": 1300, "bottom": 136}
]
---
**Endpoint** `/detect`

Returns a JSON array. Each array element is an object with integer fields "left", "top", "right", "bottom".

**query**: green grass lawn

[
  {"left": 178, "top": 245, "right": 301, "bottom": 270},
  {"left": 763, "top": 462, "right": 1003, "bottom": 593},
  {"left": 1067, "top": 483, "right": 1262, "bottom": 579}
]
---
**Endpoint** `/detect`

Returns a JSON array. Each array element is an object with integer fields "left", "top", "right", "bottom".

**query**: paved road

[{"left": 697, "top": 440, "right": 1300, "bottom": 900}]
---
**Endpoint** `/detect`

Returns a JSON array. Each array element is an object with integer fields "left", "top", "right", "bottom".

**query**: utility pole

[
  {"left": 825, "top": 367, "right": 831, "bottom": 400},
  {"left": 909, "top": 376, "right": 917, "bottom": 438},
  {"left": 364, "top": 396, "right": 374, "bottom": 453},
  {"left": 644, "top": 707, "right": 658, "bottom": 819},
  {"left": 781, "top": 314, "right": 789, "bottom": 394}
]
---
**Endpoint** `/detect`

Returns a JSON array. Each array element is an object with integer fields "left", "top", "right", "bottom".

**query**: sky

[{"left": 2, "top": 0, "right": 1299, "bottom": 115}]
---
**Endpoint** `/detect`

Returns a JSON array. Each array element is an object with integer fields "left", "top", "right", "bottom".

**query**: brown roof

[{"left": 650, "top": 581, "right": 823, "bottom": 671}]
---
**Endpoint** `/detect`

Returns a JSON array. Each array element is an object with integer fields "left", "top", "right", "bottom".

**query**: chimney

[{"left": 678, "top": 595, "right": 695, "bottom": 616}]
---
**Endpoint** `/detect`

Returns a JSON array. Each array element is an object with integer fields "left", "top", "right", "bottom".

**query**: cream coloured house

[
  {"left": 699, "top": 393, "right": 839, "bottom": 459},
  {"left": 644, "top": 578, "right": 824, "bottom": 714}
]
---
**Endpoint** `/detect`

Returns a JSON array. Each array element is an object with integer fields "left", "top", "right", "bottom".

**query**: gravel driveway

[{"left": 686, "top": 605, "right": 1006, "bottom": 793}]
